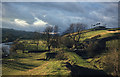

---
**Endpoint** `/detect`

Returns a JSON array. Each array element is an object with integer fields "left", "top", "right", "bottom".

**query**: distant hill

[{"left": 2, "top": 28, "right": 35, "bottom": 43}]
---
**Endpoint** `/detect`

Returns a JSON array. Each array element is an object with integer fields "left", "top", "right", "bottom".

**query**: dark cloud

[{"left": 2, "top": 2, "right": 118, "bottom": 32}]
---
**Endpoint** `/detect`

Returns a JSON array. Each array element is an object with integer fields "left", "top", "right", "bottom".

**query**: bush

[
  {"left": 50, "top": 38, "right": 60, "bottom": 48},
  {"left": 45, "top": 51, "right": 68, "bottom": 60},
  {"left": 103, "top": 39, "right": 120, "bottom": 76},
  {"left": 85, "top": 40, "right": 101, "bottom": 57},
  {"left": 60, "top": 37, "right": 74, "bottom": 48},
  {"left": 103, "top": 48, "right": 119, "bottom": 76},
  {"left": 10, "top": 40, "right": 27, "bottom": 53}
]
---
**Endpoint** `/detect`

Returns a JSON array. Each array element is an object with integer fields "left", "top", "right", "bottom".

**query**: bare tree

[
  {"left": 52, "top": 25, "right": 60, "bottom": 48},
  {"left": 66, "top": 23, "right": 87, "bottom": 49},
  {"left": 44, "top": 26, "right": 53, "bottom": 51}
]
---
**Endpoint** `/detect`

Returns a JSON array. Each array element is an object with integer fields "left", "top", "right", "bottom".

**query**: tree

[
  {"left": 66, "top": 23, "right": 87, "bottom": 49},
  {"left": 17, "top": 41, "right": 27, "bottom": 53},
  {"left": 3, "top": 32, "right": 15, "bottom": 42},
  {"left": 54, "top": 25, "right": 59, "bottom": 34},
  {"left": 10, "top": 39, "right": 27, "bottom": 53},
  {"left": 44, "top": 26, "right": 53, "bottom": 51},
  {"left": 60, "top": 36, "right": 74, "bottom": 48},
  {"left": 52, "top": 25, "right": 60, "bottom": 48}
]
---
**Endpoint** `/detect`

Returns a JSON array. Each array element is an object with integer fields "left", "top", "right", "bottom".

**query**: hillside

[
  {"left": 63, "top": 28, "right": 120, "bottom": 76},
  {"left": 2, "top": 28, "right": 120, "bottom": 76},
  {"left": 64, "top": 28, "right": 120, "bottom": 41},
  {"left": 2, "top": 28, "right": 35, "bottom": 42}
]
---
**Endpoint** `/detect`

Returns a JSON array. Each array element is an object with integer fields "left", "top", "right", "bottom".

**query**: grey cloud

[{"left": 2, "top": 2, "right": 118, "bottom": 32}]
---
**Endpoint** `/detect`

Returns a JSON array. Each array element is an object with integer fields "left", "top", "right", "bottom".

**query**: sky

[{"left": 1, "top": 2, "right": 118, "bottom": 32}]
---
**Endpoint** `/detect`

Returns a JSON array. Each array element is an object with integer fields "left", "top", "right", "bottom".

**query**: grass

[
  {"left": 106, "top": 39, "right": 119, "bottom": 48},
  {"left": 64, "top": 51, "right": 95, "bottom": 69},
  {"left": 2, "top": 48, "right": 95, "bottom": 75},
  {"left": 19, "top": 40, "right": 48, "bottom": 51},
  {"left": 71, "top": 29, "right": 120, "bottom": 42},
  {"left": 21, "top": 61, "right": 70, "bottom": 75},
  {"left": 2, "top": 48, "right": 71, "bottom": 75},
  {"left": 2, "top": 29, "right": 120, "bottom": 75},
  {"left": 86, "top": 39, "right": 120, "bottom": 74},
  {"left": 63, "top": 29, "right": 120, "bottom": 75},
  {"left": 86, "top": 57, "right": 104, "bottom": 70},
  {"left": 2, "top": 52, "right": 47, "bottom": 75}
]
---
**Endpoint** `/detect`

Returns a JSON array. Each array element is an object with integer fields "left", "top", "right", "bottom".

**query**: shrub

[
  {"left": 45, "top": 50, "right": 68, "bottom": 60},
  {"left": 103, "top": 39, "right": 120, "bottom": 76},
  {"left": 60, "top": 37, "right": 74, "bottom": 48},
  {"left": 10, "top": 40, "right": 27, "bottom": 53},
  {"left": 103, "top": 48, "right": 119, "bottom": 76},
  {"left": 50, "top": 38, "right": 60, "bottom": 48},
  {"left": 85, "top": 40, "right": 100, "bottom": 57}
]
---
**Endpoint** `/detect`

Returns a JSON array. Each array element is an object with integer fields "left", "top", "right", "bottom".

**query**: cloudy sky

[{"left": 1, "top": 2, "right": 118, "bottom": 32}]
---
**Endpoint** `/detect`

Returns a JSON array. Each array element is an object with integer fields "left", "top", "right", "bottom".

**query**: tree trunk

[
  {"left": 22, "top": 50, "right": 24, "bottom": 53},
  {"left": 74, "top": 41, "right": 78, "bottom": 49},
  {"left": 37, "top": 43, "right": 39, "bottom": 50},
  {"left": 48, "top": 45, "right": 50, "bottom": 51}
]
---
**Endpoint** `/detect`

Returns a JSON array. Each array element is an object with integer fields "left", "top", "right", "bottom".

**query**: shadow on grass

[
  {"left": 65, "top": 62, "right": 112, "bottom": 77},
  {"left": 46, "top": 52, "right": 57, "bottom": 60},
  {"left": 13, "top": 56, "right": 27, "bottom": 59},
  {"left": 28, "top": 50, "right": 48, "bottom": 53},
  {"left": 36, "top": 58, "right": 47, "bottom": 61},
  {"left": 3, "top": 60, "right": 38, "bottom": 71}
]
